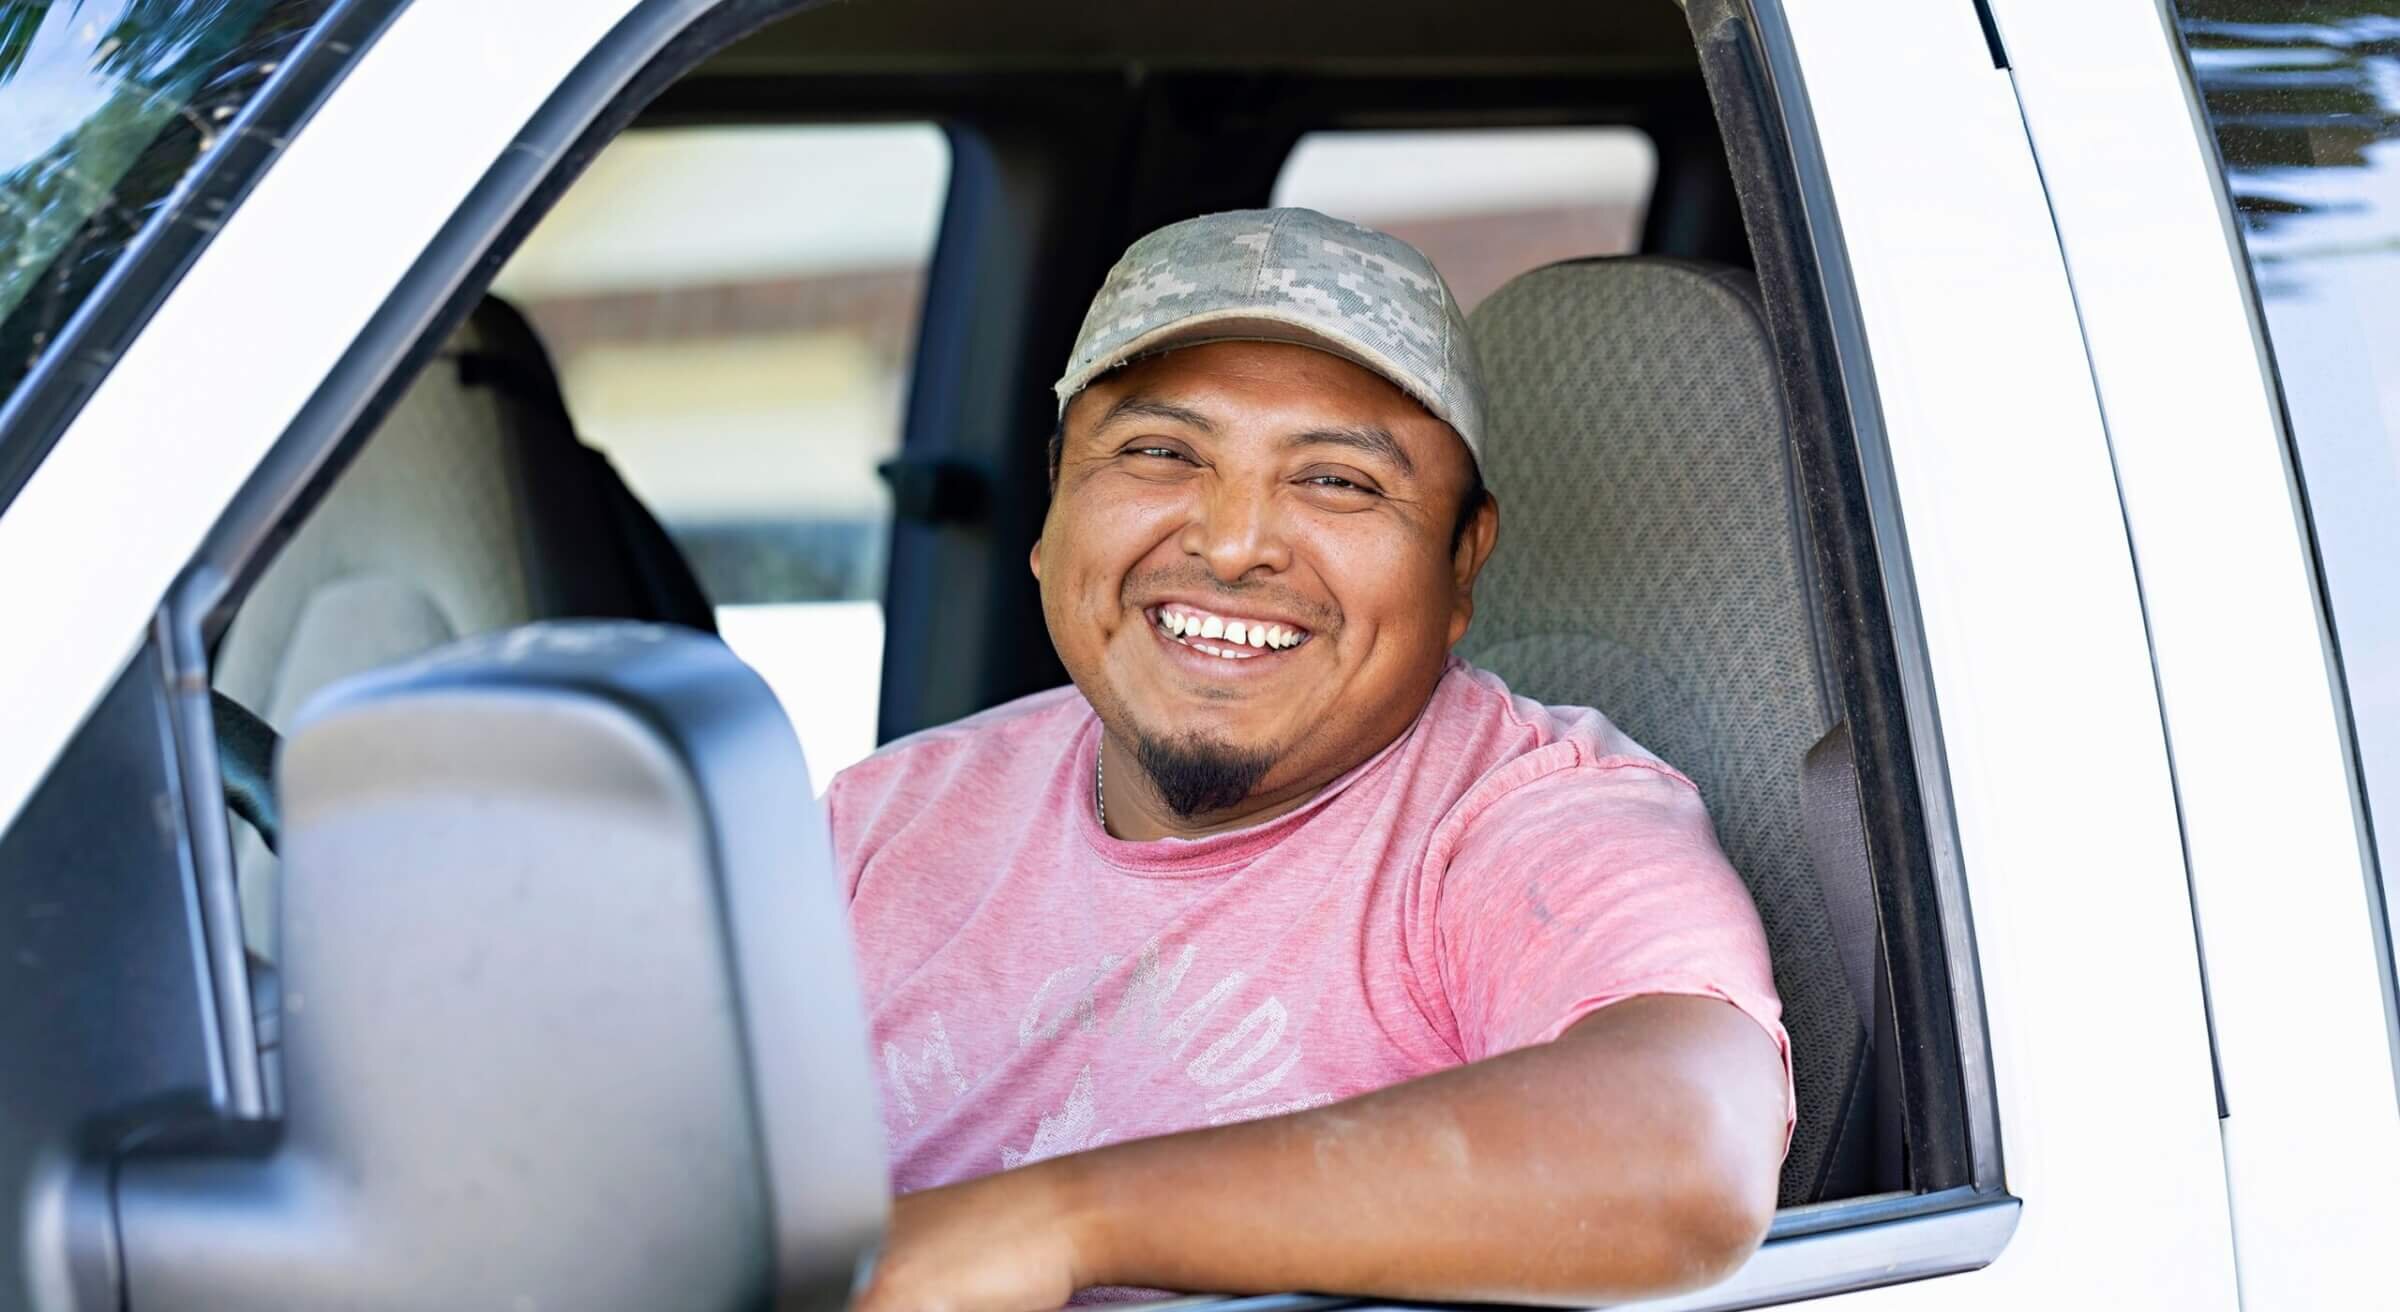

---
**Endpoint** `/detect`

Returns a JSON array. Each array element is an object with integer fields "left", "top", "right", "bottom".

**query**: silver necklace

[{"left": 1096, "top": 746, "right": 1107, "bottom": 829}]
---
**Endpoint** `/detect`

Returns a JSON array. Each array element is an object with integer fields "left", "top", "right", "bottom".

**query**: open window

[{"left": 6, "top": 0, "right": 2006, "bottom": 1306}]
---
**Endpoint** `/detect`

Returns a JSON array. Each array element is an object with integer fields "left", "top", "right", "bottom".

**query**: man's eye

[
  {"left": 1304, "top": 474, "right": 1377, "bottom": 494},
  {"left": 1130, "top": 446, "right": 1189, "bottom": 462}
]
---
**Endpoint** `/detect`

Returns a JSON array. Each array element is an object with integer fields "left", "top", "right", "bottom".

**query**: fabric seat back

[
  {"left": 214, "top": 297, "right": 715, "bottom": 958},
  {"left": 1462, "top": 257, "right": 1868, "bottom": 1204}
]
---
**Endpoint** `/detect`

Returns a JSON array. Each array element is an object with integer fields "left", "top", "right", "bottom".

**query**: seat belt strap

[{"left": 1801, "top": 720, "right": 1877, "bottom": 1026}]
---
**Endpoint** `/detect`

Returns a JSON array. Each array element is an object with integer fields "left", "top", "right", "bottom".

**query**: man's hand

[
  {"left": 852, "top": 994, "right": 1785, "bottom": 1312},
  {"left": 854, "top": 1161, "right": 1092, "bottom": 1312}
]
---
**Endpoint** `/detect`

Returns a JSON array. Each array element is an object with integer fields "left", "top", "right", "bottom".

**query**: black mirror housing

[{"left": 112, "top": 623, "right": 887, "bottom": 1309}]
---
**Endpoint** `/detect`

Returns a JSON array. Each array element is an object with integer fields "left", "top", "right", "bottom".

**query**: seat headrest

[{"left": 1460, "top": 255, "right": 1803, "bottom": 808}]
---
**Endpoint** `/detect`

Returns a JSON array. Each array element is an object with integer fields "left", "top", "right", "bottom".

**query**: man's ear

[
  {"left": 1029, "top": 537, "right": 1044, "bottom": 581},
  {"left": 1446, "top": 492, "right": 1500, "bottom": 646}
]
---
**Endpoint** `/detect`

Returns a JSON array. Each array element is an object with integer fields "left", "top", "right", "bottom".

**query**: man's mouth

[{"left": 1145, "top": 603, "right": 1314, "bottom": 661}]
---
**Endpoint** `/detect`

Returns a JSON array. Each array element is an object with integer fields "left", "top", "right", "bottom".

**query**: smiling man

[{"left": 829, "top": 208, "right": 1793, "bottom": 1310}]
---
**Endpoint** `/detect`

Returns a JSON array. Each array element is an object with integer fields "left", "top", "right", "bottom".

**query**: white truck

[{"left": 0, "top": 0, "right": 2392, "bottom": 1308}]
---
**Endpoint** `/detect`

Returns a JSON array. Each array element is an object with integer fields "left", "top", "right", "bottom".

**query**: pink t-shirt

[{"left": 828, "top": 658, "right": 1792, "bottom": 1195}]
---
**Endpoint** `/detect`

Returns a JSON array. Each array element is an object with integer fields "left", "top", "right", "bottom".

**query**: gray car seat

[
  {"left": 1462, "top": 257, "right": 1894, "bottom": 1205},
  {"left": 214, "top": 296, "right": 716, "bottom": 959}
]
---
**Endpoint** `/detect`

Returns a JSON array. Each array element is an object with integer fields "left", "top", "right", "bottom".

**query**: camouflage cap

[{"left": 1054, "top": 207, "right": 1486, "bottom": 469}]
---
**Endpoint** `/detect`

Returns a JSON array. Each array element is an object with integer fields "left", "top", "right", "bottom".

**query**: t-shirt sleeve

[
  {"left": 821, "top": 768, "right": 859, "bottom": 903},
  {"left": 822, "top": 755, "right": 896, "bottom": 904},
  {"left": 1418, "top": 751, "right": 1794, "bottom": 1138}
]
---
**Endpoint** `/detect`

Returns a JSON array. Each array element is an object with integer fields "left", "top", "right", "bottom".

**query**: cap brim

[{"left": 1052, "top": 308, "right": 1451, "bottom": 434}]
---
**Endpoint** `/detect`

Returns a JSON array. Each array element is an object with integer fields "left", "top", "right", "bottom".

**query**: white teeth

[{"left": 1157, "top": 608, "right": 1306, "bottom": 653}]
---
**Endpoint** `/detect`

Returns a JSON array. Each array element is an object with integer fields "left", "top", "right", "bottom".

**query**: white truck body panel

[
  {"left": 1991, "top": 1, "right": 2400, "bottom": 1305},
  {"left": 1768, "top": 0, "right": 2239, "bottom": 1304}
]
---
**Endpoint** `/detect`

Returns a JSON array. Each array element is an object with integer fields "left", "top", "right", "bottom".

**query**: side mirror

[{"left": 111, "top": 624, "right": 888, "bottom": 1309}]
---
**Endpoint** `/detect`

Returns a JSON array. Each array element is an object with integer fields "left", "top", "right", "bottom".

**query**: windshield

[{"left": 0, "top": 0, "right": 331, "bottom": 411}]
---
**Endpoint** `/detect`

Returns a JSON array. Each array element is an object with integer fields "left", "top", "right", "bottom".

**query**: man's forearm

[{"left": 1034, "top": 994, "right": 1785, "bottom": 1304}]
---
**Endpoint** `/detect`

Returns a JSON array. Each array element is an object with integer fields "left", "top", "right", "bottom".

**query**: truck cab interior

[{"left": 201, "top": 0, "right": 1970, "bottom": 1263}]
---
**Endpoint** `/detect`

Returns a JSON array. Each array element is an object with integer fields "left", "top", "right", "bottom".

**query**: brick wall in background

[{"left": 520, "top": 265, "right": 926, "bottom": 372}]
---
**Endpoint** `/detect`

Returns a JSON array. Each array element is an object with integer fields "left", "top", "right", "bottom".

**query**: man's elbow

[
  {"left": 1545, "top": 1000, "right": 1786, "bottom": 1295},
  {"left": 1635, "top": 1087, "right": 1780, "bottom": 1293},
  {"left": 1664, "top": 1152, "right": 1776, "bottom": 1289},
  {"left": 1551, "top": 1143, "right": 1772, "bottom": 1300}
]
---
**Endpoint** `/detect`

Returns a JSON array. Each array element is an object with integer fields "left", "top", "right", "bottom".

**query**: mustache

[{"left": 1120, "top": 565, "right": 1340, "bottom": 632}]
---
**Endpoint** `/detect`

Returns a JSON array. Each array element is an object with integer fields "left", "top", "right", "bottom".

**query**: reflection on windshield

[
  {"left": 2180, "top": 2, "right": 2400, "bottom": 953},
  {"left": 0, "top": 0, "right": 325, "bottom": 404},
  {"left": 0, "top": 3, "right": 137, "bottom": 177}
]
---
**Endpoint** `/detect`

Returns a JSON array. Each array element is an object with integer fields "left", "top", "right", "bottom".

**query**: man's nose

[{"left": 1179, "top": 481, "right": 1292, "bottom": 582}]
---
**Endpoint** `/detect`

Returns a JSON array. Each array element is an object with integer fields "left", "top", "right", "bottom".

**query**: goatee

[{"left": 1131, "top": 731, "right": 1277, "bottom": 819}]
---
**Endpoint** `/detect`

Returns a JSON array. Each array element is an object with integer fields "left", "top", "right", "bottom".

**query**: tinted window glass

[
  {"left": 1272, "top": 127, "right": 1655, "bottom": 310},
  {"left": 0, "top": 0, "right": 330, "bottom": 407},
  {"left": 493, "top": 122, "right": 950, "bottom": 781},
  {"left": 2176, "top": 4, "right": 2400, "bottom": 959}
]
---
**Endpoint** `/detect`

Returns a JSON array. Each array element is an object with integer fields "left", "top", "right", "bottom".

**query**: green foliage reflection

[{"left": 0, "top": 0, "right": 322, "bottom": 401}]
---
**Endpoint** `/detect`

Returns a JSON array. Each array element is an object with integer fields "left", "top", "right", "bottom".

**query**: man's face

[{"left": 1034, "top": 339, "right": 1499, "bottom": 821}]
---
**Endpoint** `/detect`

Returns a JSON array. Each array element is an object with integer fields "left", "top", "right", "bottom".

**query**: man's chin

[{"left": 1128, "top": 728, "right": 1280, "bottom": 820}]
